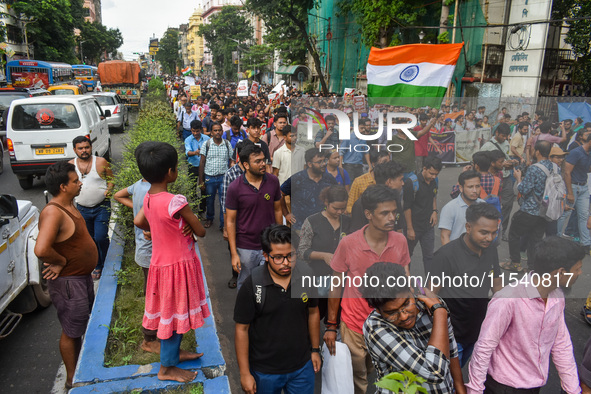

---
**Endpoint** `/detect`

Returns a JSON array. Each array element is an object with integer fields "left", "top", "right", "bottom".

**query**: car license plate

[{"left": 35, "top": 147, "right": 64, "bottom": 155}]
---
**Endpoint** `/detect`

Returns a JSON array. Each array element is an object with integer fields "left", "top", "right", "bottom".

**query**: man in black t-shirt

[
  {"left": 431, "top": 203, "right": 503, "bottom": 368},
  {"left": 402, "top": 156, "right": 442, "bottom": 276},
  {"left": 234, "top": 225, "right": 320, "bottom": 394}
]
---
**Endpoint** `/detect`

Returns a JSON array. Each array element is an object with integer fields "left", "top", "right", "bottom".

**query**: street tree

[
  {"left": 245, "top": 0, "right": 329, "bottom": 94},
  {"left": 156, "top": 28, "right": 180, "bottom": 75},
  {"left": 12, "top": 0, "right": 85, "bottom": 63},
  {"left": 338, "top": 0, "right": 430, "bottom": 48},
  {"left": 198, "top": 6, "right": 253, "bottom": 80},
  {"left": 261, "top": 16, "right": 307, "bottom": 66},
  {"left": 241, "top": 44, "right": 275, "bottom": 76},
  {"left": 78, "top": 22, "right": 123, "bottom": 65},
  {"left": 553, "top": 0, "right": 591, "bottom": 93}
]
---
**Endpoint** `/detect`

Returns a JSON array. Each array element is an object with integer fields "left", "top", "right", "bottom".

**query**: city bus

[
  {"left": 6, "top": 60, "right": 74, "bottom": 89},
  {"left": 72, "top": 64, "right": 99, "bottom": 91}
]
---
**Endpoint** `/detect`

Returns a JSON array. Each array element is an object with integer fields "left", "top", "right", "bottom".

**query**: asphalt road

[{"left": 0, "top": 111, "right": 133, "bottom": 394}]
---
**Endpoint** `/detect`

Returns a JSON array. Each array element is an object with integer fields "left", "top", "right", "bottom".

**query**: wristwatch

[
  {"left": 430, "top": 303, "right": 450, "bottom": 316},
  {"left": 311, "top": 347, "right": 321, "bottom": 353}
]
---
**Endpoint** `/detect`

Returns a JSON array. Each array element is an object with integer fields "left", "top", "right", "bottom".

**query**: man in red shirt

[
  {"left": 414, "top": 114, "right": 441, "bottom": 173},
  {"left": 324, "top": 185, "right": 411, "bottom": 394}
]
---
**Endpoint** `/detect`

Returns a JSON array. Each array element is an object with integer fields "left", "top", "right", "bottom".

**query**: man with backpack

[
  {"left": 234, "top": 225, "right": 320, "bottom": 394},
  {"left": 223, "top": 115, "right": 248, "bottom": 149},
  {"left": 480, "top": 124, "right": 518, "bottom": 241},
  {"left": 199, "top": 122, "right": 233, "bottom": 229},
  {"left": 503, "top": 140, "right": 559, "bottom": 272},
  {"left": 402, "top": 156, "right": 442, "bottom": 275}
]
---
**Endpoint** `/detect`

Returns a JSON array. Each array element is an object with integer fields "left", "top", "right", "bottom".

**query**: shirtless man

[
  {"left": 68, "top": 136, "right": 113, "bottom": 280},
  {"left": 34, "top": 161, "right": 98, "bottom": 390}
]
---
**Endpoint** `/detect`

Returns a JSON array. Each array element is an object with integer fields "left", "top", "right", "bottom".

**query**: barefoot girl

[{"left": 133, "top": 141, "right": 210, "bottom": 382}]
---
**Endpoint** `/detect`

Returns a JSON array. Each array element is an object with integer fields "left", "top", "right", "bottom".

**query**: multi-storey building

[
  {"left": 187, "top": 8, "right": 205, "bottom": 74},
  {"left": 178, "top": 24, "right": 190, "bottom": 69}
]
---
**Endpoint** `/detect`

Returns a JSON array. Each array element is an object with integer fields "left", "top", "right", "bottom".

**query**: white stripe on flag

[{"left": 367, "top": 63, "right": 456, "bottom": 88}]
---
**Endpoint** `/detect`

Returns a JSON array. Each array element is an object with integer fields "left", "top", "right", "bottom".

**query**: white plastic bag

[{"left": 321, "top": 342, "right": 354, "bottom": 394}]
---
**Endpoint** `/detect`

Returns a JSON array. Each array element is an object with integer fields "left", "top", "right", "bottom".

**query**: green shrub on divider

[{"left": 112, "top": 85, "right": 199, "bottom": 243}]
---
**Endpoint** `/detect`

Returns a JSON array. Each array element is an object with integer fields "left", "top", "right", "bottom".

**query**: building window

[
  {"left": 7, "top": 24, "right": 23, "bottom": 44},
  {"left": 83, "top": 8, "right": 91, "bottom": 17}
]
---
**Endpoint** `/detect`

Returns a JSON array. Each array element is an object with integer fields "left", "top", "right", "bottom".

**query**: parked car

[
  {"left": 93, "top": 92, "right": 128, "bottom": 132},
  {"left": 6, "top": 95, "right": 111, "bottom": 189},
  {"left": 48, "top": 84, "right": 83, "bottom": 95},
  {"left": 0, "top": 87, "right": 50, "bottom": 135},
  {"left": 0, "top": 194, "right": 50, "bottom": 339}
]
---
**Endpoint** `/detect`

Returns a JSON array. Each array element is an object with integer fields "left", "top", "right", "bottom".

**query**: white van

[{"left": 6, "top": 95, "right": 112, "bottom": 189}]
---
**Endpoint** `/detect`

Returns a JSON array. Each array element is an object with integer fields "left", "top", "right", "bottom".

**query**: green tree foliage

[
  {"left": 553, "top": 0, "right": 591, "bottom": 92},
  {"left": 260, "top": 15, "right": 307, "bottom": 65},
  {"left": 198, "top": 6, "right": 253, "bottom": 80},
  {"left": 12, "top": 0, "right": 85, "bottom": 63},
  {"left": 245, "top": 0, "right": 329, "bottom": 94},
  {"left": 338, "top": 0, "right": 430, "bottom": 48},
  {"left": 241, "top": 44, "right": 275, "bottom": 74},
  {"left": 79, "top": 22, "right": 123, "bottom": 64},
  {"left": 155, "top": 28, "right": 180, "bottom": 75}
]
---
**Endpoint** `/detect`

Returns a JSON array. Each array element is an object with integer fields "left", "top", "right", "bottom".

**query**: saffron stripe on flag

[
  {"left": 368, "top": 43, "right": 464, "bottom": 66},
  {"left": 367, "top": 63, "right": 456, "bottom": 88}
]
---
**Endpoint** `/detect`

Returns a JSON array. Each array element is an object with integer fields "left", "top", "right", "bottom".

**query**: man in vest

[{"left": 68, "top": 136, "right": 113, "bottom": 280}]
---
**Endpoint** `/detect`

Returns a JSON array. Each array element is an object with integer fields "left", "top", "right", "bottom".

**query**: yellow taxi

[{"left": 48, "top": 84, "right": 83, "bottom": 95}]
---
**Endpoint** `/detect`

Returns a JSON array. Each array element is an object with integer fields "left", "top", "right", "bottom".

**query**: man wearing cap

[{"left": 177, "top": 103, "right": 200, "bottom": 141}]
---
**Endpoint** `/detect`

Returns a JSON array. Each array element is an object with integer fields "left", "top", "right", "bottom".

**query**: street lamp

[
  {"left": 18, "top": 17, "right": 36, "bottom": 59},
  {"left": 418, "top": 30, "right": 425, "bottom": 43},
  {"left": 229, "top": 38, "right": 248, "bottom": 80}
]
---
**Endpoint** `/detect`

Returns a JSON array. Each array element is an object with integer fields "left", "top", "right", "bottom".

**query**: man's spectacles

[
  {"left": 268, "top": 253, "right": 295, "bottom": 265},
  {"left": 382, "top": 297, "right": 416, "bottom": 323},
  {"left": 312, "top": 159, "right": 328, "bottom": 165}
]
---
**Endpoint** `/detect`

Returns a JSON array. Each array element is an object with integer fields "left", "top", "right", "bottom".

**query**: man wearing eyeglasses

[
  {"left": 362, "top": 262, "right": 466, "bottom": 394},
  {"left": 226, "top": 144, "right": 283, "bottom": 290},
  {"left": 234, "top": 225, "right": 321, "bottom": 394}
]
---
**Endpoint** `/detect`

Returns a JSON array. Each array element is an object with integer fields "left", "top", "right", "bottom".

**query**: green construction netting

[
  {"left": 451, "top": 0, "right": 487, "bottom": 97},
  {"left": 307, "top": 0, "right": 371, "bottom": 95}
]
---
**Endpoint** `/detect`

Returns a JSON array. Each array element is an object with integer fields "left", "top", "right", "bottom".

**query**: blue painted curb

[
  {"left": 69, "top": 371, "right": 230, "bottom": 393},
  {"left": 73, "top": 224, "right": 225, "bottom": 387}
]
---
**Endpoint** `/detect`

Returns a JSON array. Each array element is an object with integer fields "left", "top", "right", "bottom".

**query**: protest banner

[
  {"left": 353, "top": 96, "right": 366, "bottom": 112},
  {"left": 428, "top": 132, "right": 455, "bottom": 163},
  {"left": 237, "top": 80, "right": 249, "bottom": 97},
  {"left": 189, "top": 85, "right": 201, "bottom": 100},
  {"left": 455, "top": 127, "right": 492, "bottom": 163},
  {"left": 250, "top": 81, "right": 259, "bottom": 96},
  {"left": 343, "top": 88, "right": 355, "bottom": 105}
]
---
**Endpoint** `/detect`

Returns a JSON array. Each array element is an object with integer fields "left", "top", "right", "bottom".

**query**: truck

[
  {"left": 0, "top": 194, "right": 50, "bottom": 338},
  {"left": 98, "top": 60, "right": 143, "bottom": 107}
]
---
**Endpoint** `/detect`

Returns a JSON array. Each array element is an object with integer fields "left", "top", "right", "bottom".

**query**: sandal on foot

[
  {"left": 228, "top": 277, "right": 237, "bottom": 289},
  {"left": 582, "top": 306, "right": 591, "bottom": 326},
  {"left": 499, "top": 261, "right": 525, "bottom": 272},
  {"left": 203, "top": 220, "right": 212, "bottom": 228},
  {"left": 92, "top": 269, "right": 102, "bottom": 280}
]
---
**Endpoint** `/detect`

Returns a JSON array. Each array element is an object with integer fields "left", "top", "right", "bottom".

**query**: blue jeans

[
  {"left": 160, "top": 331, "right": 182, "bottom": 367},
  {"left": 181, "top": 129, "right": 191, "bottom": 140},
  {"left": 251, "top": 359, "right": 315, "bottom": 394},
  {"left": 204, "top": 174, "right": 224, "bottom": 229},
  {"left": 236, "top": 248, "right": 265, "bottom": 290},
  {"left": 77, "top": 200, "right": 111, "bottom": 272},
  {"left": 457, "top": 341, "right": 475, "bottom": 368},
  {"left": 557, "top": 184, "right": 591, "bottom": 246}
]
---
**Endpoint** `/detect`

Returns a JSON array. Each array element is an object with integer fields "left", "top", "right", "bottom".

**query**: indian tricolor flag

[
  {"left": 367, "top": 43, "right": 464, "bottom": 106},
  {"left": 181, "top": 66, "right": 192, "bottom": 76}
]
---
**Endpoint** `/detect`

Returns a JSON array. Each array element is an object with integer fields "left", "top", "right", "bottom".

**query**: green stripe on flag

[{"left": 368, "top": 84, "right": 448, "bottom": 108}]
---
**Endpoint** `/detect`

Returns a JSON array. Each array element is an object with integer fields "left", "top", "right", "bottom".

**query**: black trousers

[
  {"left": 508, "top": 210, "right": 547, "bottom": 268},
  {"left": 484, "top": 375, "right": 541, "bottom": 394}
]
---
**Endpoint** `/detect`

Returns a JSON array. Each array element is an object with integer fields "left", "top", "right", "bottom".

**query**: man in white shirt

[{"left": 272, "top": 126, "right": 305, "bottom": 185}]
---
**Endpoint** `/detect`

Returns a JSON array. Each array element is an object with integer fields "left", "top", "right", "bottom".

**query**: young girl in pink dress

[{"left": 133, "top": 141, "right": 210, "bottom": 383}]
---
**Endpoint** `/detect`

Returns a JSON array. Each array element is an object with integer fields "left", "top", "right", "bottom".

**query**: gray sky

[{"left": 102, "top": 0, "right": 201, "bottom": 60}]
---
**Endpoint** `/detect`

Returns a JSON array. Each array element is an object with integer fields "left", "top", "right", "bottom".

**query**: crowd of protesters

[{"left": 35, "top": 73, "right": 591, "bottom": 393}]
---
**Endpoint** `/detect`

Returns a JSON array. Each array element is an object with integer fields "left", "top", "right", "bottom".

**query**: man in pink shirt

[
  {"left": 324, "top": 185, "right": 411, "bottom": 394},
  {"left": 466, "top": 236, "right": 584, "bottom": 394}
]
